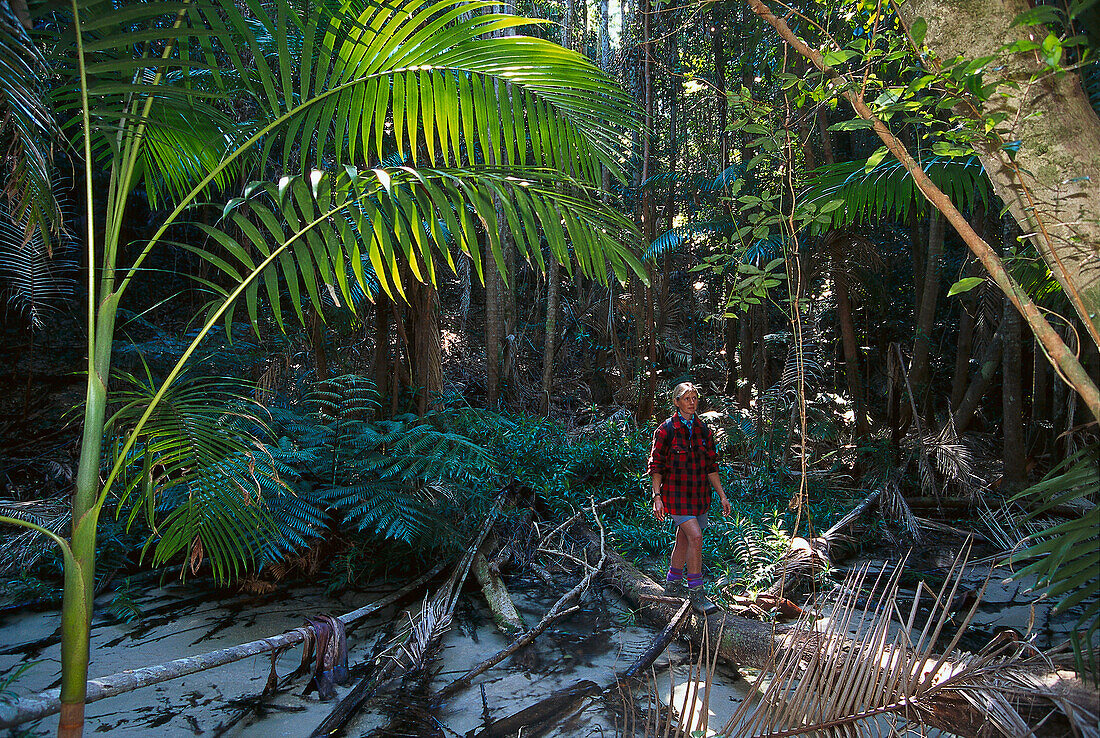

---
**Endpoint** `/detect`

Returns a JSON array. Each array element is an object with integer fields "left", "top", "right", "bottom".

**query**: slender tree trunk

[
  {"left": 951, "top": 278, "right": 978, "bottom": 411},
  {"left": 724, "top": 314, "right": 740, "bottom": 396},
  {"left": 635, "top": 0, "right": 656, "bottom": 423},
  {"left": 1002, "top": 296, "right": 1026, "bottom": 491},
  {"left": 540, "top": 2, "right": 571, "bottom": 416},
  {"left": 834, "top": 249, "right": 868, "bottom": 438},
  {"left": 952, "top": 322, "right": 1007, "bottom": 433},
  {"left": 373, "top": 297, "right": 391, "bottom": 416},
  {"left": 738, "top": 308, "right": 753, "bottom": 407},
  {"left": 1031, "top": 334, "right": 1051, "bottom": 449},
  {"left": 911, "top": 211, "right": 944, "bottom": 391},
  {"left": 309, "top": 310, "right": 329, "bottom": 381}
]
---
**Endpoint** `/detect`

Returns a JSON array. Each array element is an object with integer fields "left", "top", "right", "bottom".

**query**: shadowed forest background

[{"left": 0, "top": 0, "right": 1098, "bottom": 735}]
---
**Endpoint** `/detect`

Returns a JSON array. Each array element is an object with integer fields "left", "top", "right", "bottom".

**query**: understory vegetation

[{"left": 0, "top": 0, "right": 1098, "bottom": 735}]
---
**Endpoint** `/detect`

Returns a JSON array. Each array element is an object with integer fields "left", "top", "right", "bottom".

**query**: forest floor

[{"left": 0, "top": 545, "right": 1078, "bottom": 737}]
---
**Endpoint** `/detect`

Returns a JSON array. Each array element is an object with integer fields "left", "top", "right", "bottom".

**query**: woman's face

[{"left": 674, "top": 391, "right": 699, "bottom": 417}]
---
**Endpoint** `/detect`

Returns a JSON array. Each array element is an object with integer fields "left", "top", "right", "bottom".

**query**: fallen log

[
  {"left": 575, "top": 525, "right": 1099, "bottom": 738},
  {"left": 473, "top": 552, "right": 525, "bottom": 638},
  {"left": 760, "top": 487, "right": 881, "bottom": 601},
  {"left": 0, "top": 560, "right": 449, "bottom": 730},
  {"left": 466, "top": 680, "right": 601, "bottom": 738}
]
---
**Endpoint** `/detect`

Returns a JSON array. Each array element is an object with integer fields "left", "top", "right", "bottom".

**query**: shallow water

[
  {"left": 0, "top": 554, "right": 1076, "bottom": 737},
  {"left": 0, "top": 579, "right": 751, "bottom": 737}
]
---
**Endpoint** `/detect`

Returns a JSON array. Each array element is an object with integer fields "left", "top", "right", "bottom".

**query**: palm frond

[
  {"left": 189, "top": 167, "right": 641, "bottom": 334},
  {"left": 803, "top": 154, "right": 990, "bottom": 230},
  {"left": 0, "top": 211, "right": 75, "bottom": 328},
  {"left": 1011, "top": 444, "right": 1100, "bottom": 670},
  {"left": 721, "top": 555, "right": 1092, "bottom": 737},
  {"left": 0, "top": 5, "right": 59, "bottom": 237},
  {"left": 105, "top": 369, "right": 287, "bottom": 581}
]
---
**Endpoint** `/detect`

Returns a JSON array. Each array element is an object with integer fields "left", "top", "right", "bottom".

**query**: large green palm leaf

[
  {"left": 803, "top": 153, "right": 990, "bottom": 228},
  {"left": 186, "top": 167, "right": 640, "bottom": 331}
]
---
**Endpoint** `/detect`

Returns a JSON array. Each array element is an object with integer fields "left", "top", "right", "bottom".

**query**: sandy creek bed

[
  {"left": 0, "top": 577, "right": 750, "bottom": 737},
  {"left": 0, "top": 552, "right": 1077, "bottom": 737}
]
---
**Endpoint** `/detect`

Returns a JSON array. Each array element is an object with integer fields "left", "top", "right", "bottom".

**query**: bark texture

[{"left": 897, "top": 0, "right": 1100, "bottom": 342}]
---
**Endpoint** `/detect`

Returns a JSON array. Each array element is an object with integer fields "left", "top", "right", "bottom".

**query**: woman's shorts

[{"left": 670, "top": 513, "right": 708, "bottom": 530}]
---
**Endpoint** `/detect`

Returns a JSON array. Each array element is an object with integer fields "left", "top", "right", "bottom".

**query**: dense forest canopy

[{"left": 0, "top": 0, "right": 1097, "bottom": 735}]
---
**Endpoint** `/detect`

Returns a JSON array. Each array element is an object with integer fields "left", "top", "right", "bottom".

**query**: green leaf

[
  {"left": 829, "top": 119, "right": 874, "bottom": 131},
  {"left": 947, "top": 276, "right": 984, "bottom": 296},
  {"left": 1010, "top": 6, "right": 1063, "bottom": 27},
  {"left": 910, "top": 17, "right": 927, "bottom": 46},
  {"left": 863, "top": 146, "right": 889, "bottom": 173}
]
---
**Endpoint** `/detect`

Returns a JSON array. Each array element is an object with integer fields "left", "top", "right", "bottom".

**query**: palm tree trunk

[
  {"left": 540, "top": 258, "right": 560, "bottom": 415},
  {"left": 406, "top": 280, "right": 441, "bottom": 416},
  {"left": 1002, "top": 296, "right": 1026, "bottom": 491}
]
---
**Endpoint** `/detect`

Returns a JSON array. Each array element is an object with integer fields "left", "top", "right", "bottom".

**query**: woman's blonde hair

[{"left": 671, "top": 382, "right": 699, "bottom": 402}]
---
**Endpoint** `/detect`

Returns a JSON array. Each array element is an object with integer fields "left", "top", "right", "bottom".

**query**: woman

[{"left": 647, "top": 382, "right": 730, "bottom": 614}]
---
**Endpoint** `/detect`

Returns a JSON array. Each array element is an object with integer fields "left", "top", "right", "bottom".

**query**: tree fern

[{"left": 105, "top": 369, "right": 286, "bottom": 581}]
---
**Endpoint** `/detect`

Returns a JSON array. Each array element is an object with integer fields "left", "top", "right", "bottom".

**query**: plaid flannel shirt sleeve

[
  {"left": 704, "top": 424, "right": 718, "bottom": 475},
  {"left": 647, "top": 422, "right": 669, "bottom": 477}
]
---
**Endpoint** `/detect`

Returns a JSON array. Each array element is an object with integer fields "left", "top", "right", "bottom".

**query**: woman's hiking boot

[
  {"left": 688, "top": 586, "right": 719, "bottom": 615},
  {"left": 663, "top": 578, "right": 687, "bottom": 598}
]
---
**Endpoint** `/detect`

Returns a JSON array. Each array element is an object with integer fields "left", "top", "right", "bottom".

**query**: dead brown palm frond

[
  {"left": 716, "top": 552, "right": 1096, "bottom": 738},
  {"left": 878, "top": 474, "right": 922, "bottom": 543}
]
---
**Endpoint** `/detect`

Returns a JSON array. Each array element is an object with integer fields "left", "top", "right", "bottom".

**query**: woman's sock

[
  {"left": 685, "top": 572, "right": 703, "bottom": 589},
  {"left": 665, "top": 566, "right": 683, "bottom": 584}
]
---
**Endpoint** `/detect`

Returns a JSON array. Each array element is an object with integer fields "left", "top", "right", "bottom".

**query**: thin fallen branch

[
  {"left": 435, "top": 498, "right": 610, "bottom": 703},
  {"left": 465, "top": 600, "right": 694, "bottom": 738},
  {"left": 434, "top": 604, "right": 581, "bottom": 704},
  {"left": 310, "top": 497, "right": 505, "bottom": 737},
  {"left": 0, "top": 560, "right": 449, "bottom": 731}
]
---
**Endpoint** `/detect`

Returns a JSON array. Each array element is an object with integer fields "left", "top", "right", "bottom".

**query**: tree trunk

[
  {"left": 952, "top": 322, "right": 1007, "bottom": 433},
  {"left": 1002, "top": 297, "right": 1026, "bottom": 491},
  {"left": 1030, "top": 334, "right": 1051, "bottom": 449},
  {"left": 406, "top": 280, "right": 442, "bottom": 416},
  {"left": 373, "top": 297, "right": 391, "bottom": 416},
  {"left": 911, "top": 211, "right": 944, "bottom": 391},
  {"left": 896, "top": 0, "right": 1100, "bottom": 346},
  {"left": 738, "top": 307, "right": 753, "bottom": 407},
  {"left": 951, "top": 282, "right": 978, "bottom": 412}
]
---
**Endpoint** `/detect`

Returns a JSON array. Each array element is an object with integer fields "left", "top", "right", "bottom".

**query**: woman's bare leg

[{"left": 672, "top": 518, "right": 703, "bottom": 574}]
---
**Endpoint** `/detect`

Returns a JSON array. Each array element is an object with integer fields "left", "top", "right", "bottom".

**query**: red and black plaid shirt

[{"left": 647, "top": 413, "right": 718, "bottom": 516}]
